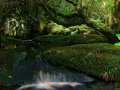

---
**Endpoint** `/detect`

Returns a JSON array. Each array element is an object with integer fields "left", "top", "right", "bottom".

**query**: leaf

[
  {"left": 114, "top": 42, "right": 120, "bottom": 46},
  {"left": 116, "top": 34, "right": 120, "bottom": 40}
]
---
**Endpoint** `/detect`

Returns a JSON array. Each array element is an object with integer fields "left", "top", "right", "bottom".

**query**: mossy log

[
  {"left": 85, "top": 19, "right": 119, "bottom": 43},
  {"left": 33, "top": 35, "right": 108, "bottom": 45},
  {"left": 43, "top": 43, "right": 120, "bottom": 81}
]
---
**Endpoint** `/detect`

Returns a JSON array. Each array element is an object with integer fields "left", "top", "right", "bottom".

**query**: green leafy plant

[
  {"left": 116, "top": 34, "right": 120, "bottom": 40},
  {"left": 114, "top": 34, "right": 120, "bottom": 46}
]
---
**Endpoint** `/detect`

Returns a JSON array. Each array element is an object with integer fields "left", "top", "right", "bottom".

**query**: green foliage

[
  {"left": 4, "top": 18, "right": 28, "bottom": 38},
  {"left": 114, "top": 42, "right": 120, "bottom": 46},
  {"left": 48, "top": 0, "right": 77, "bottom": 15},
  {"left": 83, "top": 0, "right": 114, "bottom": 23},
  {"left": 116, "top": 34, "right": 120, "bottom": 40},
  {"left": 46, "top": 0, "right": 114, "bottom": 26},
  {"left": 114, "top": 34, "right": 120, "bottom": 46},
  {"left": 90, "top": 19, "right": 107, "bottom": 29},
  {"left": 77, "top": 24, "right": 89, "bottom": 30},
  {"left": 0, "top": 0, "right": 117, "bottom": 39}
]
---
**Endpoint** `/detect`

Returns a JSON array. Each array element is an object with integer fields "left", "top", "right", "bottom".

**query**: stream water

[{"left": 0, "top": 43, "right": 118, "bottom": 90}]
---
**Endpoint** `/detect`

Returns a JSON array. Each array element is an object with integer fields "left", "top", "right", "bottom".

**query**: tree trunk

[{"left": 26, "top": 0, "right": 41, "bottom": 38}]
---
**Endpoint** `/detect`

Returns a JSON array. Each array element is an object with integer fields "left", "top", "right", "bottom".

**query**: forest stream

[
  {"left": 0, "top": 43, "right": 116, "bottom": 90},
  {"left": 1, "top": 0, "right": 120, "bottom": 90}
]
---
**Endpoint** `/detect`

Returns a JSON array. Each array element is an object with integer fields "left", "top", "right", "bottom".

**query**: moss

[
  {"left": 43, "top": 43, "right": 120, "bottom": 81},
  {"left": 68, "top": 24, "right": 92, "bottom": 33},
  {"left": 44, "top": 22, "right": 98, "bottom": 35},
  {"left": 33, "top": 34, "right": 108, "bottom": 45},
  {"left": 40, "top": 20, "right": 46, "bottom": 33},
  {"left": 90, "top": 19, "right": 108, "bottom": 30},
  {"left": 115, "top": 42, "right": 120, "bottom": 46},
  {"left": 44, "top": 22, "right": 65, "bottom": 35},
  {"left": 116, "top": 34, "right": 120, "bottom": 40},
  {"left": 88, "top": 19, "right": 119, "bottom": 43}
]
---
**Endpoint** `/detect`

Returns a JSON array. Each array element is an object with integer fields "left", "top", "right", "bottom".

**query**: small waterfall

[
  {"left": 12, "top": 50, "right": 92, "bottom": 83},
  {"left": 32, "top": 53, "right": 94, "bottom": 83}
]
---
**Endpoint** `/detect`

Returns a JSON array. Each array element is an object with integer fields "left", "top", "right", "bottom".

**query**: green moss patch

[
  {"left": 90, "top": 19, "right": 107, "bottom": 30},
  {"left": 43, "top": 43, "right": 120, "bottom": 81},
  {"left": 33, "top": 35, "right": 108, "bottom": 45}
]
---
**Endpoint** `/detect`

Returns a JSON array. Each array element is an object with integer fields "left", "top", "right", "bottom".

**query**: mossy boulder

[
  {"left": 44, "top": 22, "right": 65, "bottom": 35},
  {"left": 43, "top": 43, "right": 120, "bottom": 81},
  {"left": 33, "top": 34, "right": 108, "bottom": 45},
  {"left": 44, "top": 22, "right": 100, "bottom": 35}
]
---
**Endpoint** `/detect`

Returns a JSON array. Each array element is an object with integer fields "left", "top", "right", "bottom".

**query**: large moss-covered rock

[{"left": 43, "top": 43, "right": 120, "bottom": 81}]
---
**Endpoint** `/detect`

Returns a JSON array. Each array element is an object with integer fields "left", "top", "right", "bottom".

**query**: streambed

[{"left": 0, "top": 43, "right": 117, "bottom": 90}]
